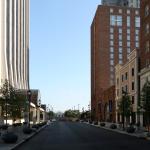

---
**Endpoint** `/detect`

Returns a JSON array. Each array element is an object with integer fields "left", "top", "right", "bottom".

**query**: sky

[{"left": 30, "top": 0, "right": 101, "bottom": 112}]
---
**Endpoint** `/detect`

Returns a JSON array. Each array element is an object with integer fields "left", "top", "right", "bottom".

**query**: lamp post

[{"left": 27, "top": 90, "right": 32, "bottom": 128}]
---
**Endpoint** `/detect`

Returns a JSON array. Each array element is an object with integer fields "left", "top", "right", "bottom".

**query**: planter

[
  {"left": 100, "top": 122, "right": 105, "bottom": 127},
  {"left": 23, "top": 127, "right": 33, "bottom": 134},
  {"left": 126, "top": 126, "right": 135, "bottom": 133},
  {"left": 94, "top": 121, "right": 98, "bottom": 125},
  {"left": 0, "top": 125, "right": 8, "bottom": 130},
  {"left": 2, "top": 132, "right": 18, "bottom": 143},
  {"left": 89, "top": 120, "right": 93, "bottom": 124},
  {"left": 32, "top": 124, "right": 39, "bottom": 130},
  {"left": 110, "top": 124, "right": 117, "bottom": 129}
]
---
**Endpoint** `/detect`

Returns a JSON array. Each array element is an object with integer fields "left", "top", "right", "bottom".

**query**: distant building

[{"left": 91, "top": 4, "right": 140, "bottom": 121}]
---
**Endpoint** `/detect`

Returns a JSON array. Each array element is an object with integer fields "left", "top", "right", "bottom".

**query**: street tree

[{"left": 118, "top": 91, "right": 132, "bottom": 127}]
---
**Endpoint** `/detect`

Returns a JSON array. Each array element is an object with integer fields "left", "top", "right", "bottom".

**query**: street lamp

[{"left": 27, "top": 90, "right": 32, "bottom": 127}]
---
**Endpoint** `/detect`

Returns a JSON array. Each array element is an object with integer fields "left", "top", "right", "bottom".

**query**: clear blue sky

[{"left": 30, "top": 0, "right": 101, "bottom": 112}]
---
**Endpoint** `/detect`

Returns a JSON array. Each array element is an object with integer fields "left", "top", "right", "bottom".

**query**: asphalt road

[{"left": 16, "top": 121, "right": 150, "bottom": 150}]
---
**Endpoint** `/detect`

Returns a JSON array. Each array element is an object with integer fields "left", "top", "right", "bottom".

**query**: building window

[
  {"left": 110, "top": 34, "right": 114, "bottom": 40},
  {"left": 110, "top": 47, "right": 114, "bottom": 53},
  {"left": 127, "top": 16, "right": 130, "bottom": 27},
  {"left": 132, "top": 68, "right": 134, "bottom": 76},
  {"left": 145, "top": 5, "right": 149, "bottom": 17},
  {"left": 125, "top": 85, "right": 128, "bottom": 92},
  {"left": 119, "top": 54, "right": 122, "bottom": 59},
  {"left": 145, "top": 23, "right": 149, "bottom": 34},
  {"left": 127, "top": 35, "right": 130, "bottom": 41},
  {"left": 119, "top": 34, "right": 122, "bottom": 40},
  {"left": 119, "top": 28, "right": 122, "bottom": 34},
  {"left": 135, "top": 35, "right": 139, "bottom": 41},
  {"left": 119, "top": 47, "right": 122, "bottom": 53},
  {"left": 110, "top": 40, "right": 114, "bottom": 46},
  {"left": 136, "top": 42, "right": 139, "bottom": 48},
  {"left": 110, "top": 27, "right": 114, "bottom": 33},
  {"left": 122, "top": 87, "right": 124, "bottom": 93},
  {"left": 135, "top": 29, "right": 139, "bottom": 35},
  {"left": 125, "top": 72, "right": 128, "bottom": 80},
  {"left": 135, "top": 17, "right": 140, "bottom": 27},
  {"left": 110, "top": 53, "right": 114, "bottom": 59},
  {"left": 127, "top": 10, "right": 130, "bottom": 14},
  {"left": 127, "top": 48, "right": 131, "bottom": 54},
  {"left": 132, "top": 96, "right": 134, "bottom": 104},
  {"left": 119, "top": 60, "right": 123, "bottom": 64},
  {"left": 127, "top": 29, "right": 130, "bottom": 34},
  {"left": 146, "top": 41, "right": 150, "bottom": 53},
  {"left": 119, "top": 41, "right": 122, "bottom": 46},
  {"left": 127, "top": 41, "right": 130, "bottom": 47},
  {"left": 110, "top": 8, "right": 114, "bottom": 13},
  {"left": 132, "top": 81, "right": 135, "bottom": 90},
  {"left": 110, "top": 60, "right": 114, "bottom": 65},
  {"left": 110, "top": 15, "right": 122, "bottom": 26}
]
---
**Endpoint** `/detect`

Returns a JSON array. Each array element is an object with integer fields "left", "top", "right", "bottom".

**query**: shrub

[
  {"left": 100, "top": 122, "right": 105, "bottom": 127},
  {"left": 110, "top": 124, "right": 117, "bottom": 129},
  {"left": 126, "top": 126, "right": 135, "bottom": 133},
  {"left": 32, "top": 124, "right": 39, "bottom": 130},
  {"left": 0, "top": 125, "right": 8, "bottom": 130},
  {"left": 89, "top": 120, "right": 93, "bottom": 124},
  {"left": 2, "top": 132, "right": 18, "bottom": 143},
  {"left": 94, "top": 121, "right": 98, "bottom": 125},
  {"left": 23, "top": 127, "right": 33, "bottom": 134}
]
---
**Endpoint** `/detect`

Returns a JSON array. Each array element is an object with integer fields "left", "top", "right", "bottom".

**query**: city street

[{"left": 16, "top": 121, "right": 150, "bottom": 150}]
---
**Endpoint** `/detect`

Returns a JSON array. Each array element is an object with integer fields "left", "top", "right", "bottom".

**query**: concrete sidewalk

[
  {"left": 0, "top": 124, "right": 49, "bottom": 150},
  {"left": 84, "top": 121, "right": 150, "bottom": 140}
]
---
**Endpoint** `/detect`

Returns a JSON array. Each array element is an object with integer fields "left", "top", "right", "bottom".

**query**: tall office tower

[
  {"left": 128, "top": 0, "right": 140, "bottom": 8},
  {"left": 0, "top": 0, "right": 29, "bottom": 89},
  {"left": 91, "top": 5, "right": 140, "bottom": 120},
  {"left": 102, "top": 0, "right": 140, "bottom": 8},
  {"left": 102, "top": 0, "right": 129, "bottom": 7}
]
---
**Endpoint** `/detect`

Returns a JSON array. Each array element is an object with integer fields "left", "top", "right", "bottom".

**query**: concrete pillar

[
  {"left": 140, "top": 114, "right": 143, "bottom": 127},
  {"left": 37, "top": 108, "right": 40, "bottom": 123}
]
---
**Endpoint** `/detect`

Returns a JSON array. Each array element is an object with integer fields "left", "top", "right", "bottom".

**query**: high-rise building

[
  {"left": 0, "top": 0, "right": 29, "bottom": 89},
  {"left": 140, "top": 0, "right": 150, "bottom": 126},
  {"left": 102, "top": 0, "right": 140, "bottom": 8},
  {"left": 91, "top": 5, "right": 140, "bottom": 120}
]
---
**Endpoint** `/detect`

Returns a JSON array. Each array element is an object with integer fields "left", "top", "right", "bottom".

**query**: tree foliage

[
  {"left": 0, "top": 79, "right": 26, "bottom": 122},
  {"left": 64, "top": 109, "right": 80, "bottom": 118},
  {"left": 118, "top": 92, "right": 132, "bottom": 118}
]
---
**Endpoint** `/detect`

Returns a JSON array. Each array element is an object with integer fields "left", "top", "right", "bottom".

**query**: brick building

[
  {"left": 139, "top": 0, "right": 150, "bottom": 126},
  {"left": 91, "top": 4, "right": 140, "bottom": 121},
  {"left": 98, "top": 86, "right": 116, "bottom": 122}
]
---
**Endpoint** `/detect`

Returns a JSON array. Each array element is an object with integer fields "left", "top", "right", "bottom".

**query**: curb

[
  {"left": 83, "top": 122, "right": 149, "bottom": 140},
  {"left": 10, "top": 125, "right": 48, "bottom": 150}
]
